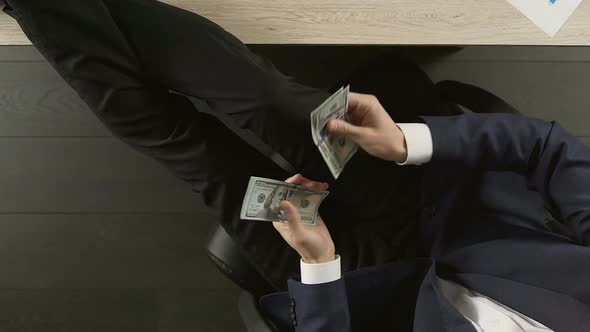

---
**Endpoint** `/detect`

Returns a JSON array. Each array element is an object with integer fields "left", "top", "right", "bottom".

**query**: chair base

[{"left": 238, "top": 291, "right": 275, "bottom": 332}]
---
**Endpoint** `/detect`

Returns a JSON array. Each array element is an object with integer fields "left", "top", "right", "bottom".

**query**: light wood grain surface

[{"left": 1, "top": 0, "right": 589, "bottom": 45}]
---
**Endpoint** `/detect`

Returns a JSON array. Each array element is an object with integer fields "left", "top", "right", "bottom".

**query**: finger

[
  {"left": 286, "top": 174, "right": 327, "bottom": 189},
  {"left": 299, "top": 179, "right": 329, "bottom": 191},
  {"left": 346, "top": 94, "right": 361, "bottom": 122},
  {"left": 347, "top": 93, "right": 373, "bottom": 121},
  {"left": 285, "top": 174, "right": 303, "bottom": 184},
  {"left": 280, "top": 200, "right": 303, "bottom": 232},
  {"left": 327, "top": 119, "right": 366, "bottom": 141},
  {"left": 273, "top": 220, "right": 288, "bottom": 232},
  {"left": 312, "top": 181, "right": 329, "bottom": 191},
  {"left": 347, "top": 92, "right": 360, "bottom": 108},
  {"left": 349, "top": 92, "right": 377, "bottom": 103}
]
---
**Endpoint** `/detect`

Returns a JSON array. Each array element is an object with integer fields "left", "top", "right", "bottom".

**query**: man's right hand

[{"left": 327, "top": 92, "right": 408, "bottom": 163}]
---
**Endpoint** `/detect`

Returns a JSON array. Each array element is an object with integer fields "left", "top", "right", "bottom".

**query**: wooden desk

[{"left": 1, "top": 0, "right": 589, "bottom": 45}]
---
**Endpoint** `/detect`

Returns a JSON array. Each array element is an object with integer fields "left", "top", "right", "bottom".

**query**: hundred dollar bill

[
  {"left": 310, "top": 85, "right": 359, "bottom": 179},
  {"left": 240, "top": 177, "right": 329, "bottom": 225},
  {"left": 311, "top": 86, "right": 343, "bottom": 144}
]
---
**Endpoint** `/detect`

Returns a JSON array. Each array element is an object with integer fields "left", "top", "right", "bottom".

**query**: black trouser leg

[
  {"left": 4, "top": 0, "right": 315, "bottom": 289},
  {"left": 4, "top": 0, "right": 432, "bottom": 289}
]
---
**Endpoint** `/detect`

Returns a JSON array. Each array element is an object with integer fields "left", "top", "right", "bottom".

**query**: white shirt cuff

[
  {"left": 396, "top": 123, "right": 433, "bottom": 165},
  {"left": 300, "top": 255, "right": 341, "bottom": 285}
]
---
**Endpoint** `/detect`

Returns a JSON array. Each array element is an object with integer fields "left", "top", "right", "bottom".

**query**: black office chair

[
  {"left": 206, "top": 79, "right": 575, "bottom": 332},
  {"left": 207, "top": 225, "right": 278, "bottom": 331}
]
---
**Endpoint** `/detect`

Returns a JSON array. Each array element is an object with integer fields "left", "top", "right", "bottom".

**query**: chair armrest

[
  {"left": 435, "top": 80, "right": 519, "bottom": 115},
  {"left": 207, "top": 224, "right": 275, "bottom": 297}
]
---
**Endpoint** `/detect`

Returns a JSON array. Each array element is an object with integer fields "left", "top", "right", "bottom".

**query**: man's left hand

[{"left": 272, "top": 174, "right": 336, "bottom": 264}]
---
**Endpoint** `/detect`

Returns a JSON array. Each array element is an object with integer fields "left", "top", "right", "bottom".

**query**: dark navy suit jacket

[{"left": 260, "top": 113, "right": 590, "bottom": 332}]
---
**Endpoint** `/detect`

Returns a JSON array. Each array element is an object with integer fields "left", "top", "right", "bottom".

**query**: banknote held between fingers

[
  {"left": 327, "top": 93, "right": 408, "bottom": 163},
  {"left": 272, "top": 175, "right": 335, "bottom": 264}
]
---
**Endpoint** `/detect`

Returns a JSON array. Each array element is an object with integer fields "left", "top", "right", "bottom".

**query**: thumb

[
  {"left": 328, "top": 119, "right": 365, "bottom": 141},
  {"left": 280, "top": 200, "right": 303, "bottom": 231}
]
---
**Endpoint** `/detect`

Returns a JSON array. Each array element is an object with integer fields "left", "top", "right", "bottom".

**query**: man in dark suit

[
  {"left": 4, "top": 1, "right": 589, "bottom": 331},
  {"left": 4, "top": 0, "right": 437, "bottom": 292},
  {"left": 265, "top": 92, "right": 590, "bottom": 331}
]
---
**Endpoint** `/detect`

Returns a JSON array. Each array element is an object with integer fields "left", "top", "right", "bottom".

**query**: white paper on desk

[{"left": 505, "top": 0, "right": 584, "bottom": 37}]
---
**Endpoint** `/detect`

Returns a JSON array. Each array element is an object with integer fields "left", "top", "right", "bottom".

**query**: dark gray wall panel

[
  {"left": 0, "top": 289, "right": 157, "bottom": 332},
  {"left": 0, "top": 62, "right": 111, "bottom": 137},
  {"left": 0, "top": 138, "right": 206, "bottom": 213},
  {"left": 0, "top": 46, "right": 44, "bottom": 61},
  {"left": 423, "top": 61, "right": 590, "bottom": 136},
  {"left": 0, "top": 44, "right": 588, "bottom": 332},
  {"left": 0, "top": 214, "right": 238, "bottom": 289},
  {"left": 8, "top": 45, "right": 590, "bottom": 64},
  {"left": 158, "top": 289, "right": 244, "bottom": 332},
  {"left": 424, "top": 46, "right": 590, "bottom": 62},
  {"left": 0, "top": 289, "right": 245, "bottom": 332}
]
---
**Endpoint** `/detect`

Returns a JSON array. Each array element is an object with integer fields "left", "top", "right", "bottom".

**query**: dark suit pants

[{"left": 4, "top": 0, "right": 443, "bottom": 290}]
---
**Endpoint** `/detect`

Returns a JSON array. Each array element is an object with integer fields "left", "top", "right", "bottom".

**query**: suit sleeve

[
  {"left": 287, "top": 278, "right": 351, "bottom": 332},
  {"left": 421, "top": 113, "right": 590, "bottom": 245}
]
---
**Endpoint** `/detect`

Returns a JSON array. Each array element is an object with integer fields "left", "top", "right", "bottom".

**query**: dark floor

[{"left": 0, "top": 45, "right": 588, "bottom": 332}]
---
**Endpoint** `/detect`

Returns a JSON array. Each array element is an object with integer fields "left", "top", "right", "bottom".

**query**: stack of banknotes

[
  {"left": 310, "top": 85, "right": 359, "bottom": 179},
  {"left": 240, "top": 87, "right": 358, "bottom": 225},
  {"left": 240, "top": 177, "right": 329, "bottom": 225}
]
